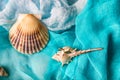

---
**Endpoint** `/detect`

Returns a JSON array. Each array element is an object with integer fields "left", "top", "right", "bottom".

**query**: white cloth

[{"left": 0, "top": 0, "right": 87, "bottom": 32}]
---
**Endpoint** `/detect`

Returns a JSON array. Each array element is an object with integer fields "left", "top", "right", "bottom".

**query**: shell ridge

[{"left": 9, "top": 14, "right": 49, "bottom": 54}]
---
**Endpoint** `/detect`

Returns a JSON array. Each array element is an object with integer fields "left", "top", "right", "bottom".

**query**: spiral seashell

[
  {"left": 9, "top": 14, "right": 49, "bottom": 54},
  {"left": 52, "top": 46, "right": 103, "bottom": 66},
  {"left": 0, "top": 67, "right": 8, "bottom": 76}
]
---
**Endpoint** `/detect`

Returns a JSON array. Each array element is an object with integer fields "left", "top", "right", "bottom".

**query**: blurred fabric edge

[{"left": 0, "top": 0, "right": 87, "bottom": 32}]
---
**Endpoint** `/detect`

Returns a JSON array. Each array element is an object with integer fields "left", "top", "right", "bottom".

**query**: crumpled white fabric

[{"left": 0, "top": 0, "right": 87, "bottom": 32}]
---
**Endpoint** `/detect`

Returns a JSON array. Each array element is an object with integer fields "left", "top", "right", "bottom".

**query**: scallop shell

[
  {"left": 0, "top": 67, "right": 8, "bottom": 76},
  {"left": 9, "top": 14, "right": 49, "bottom": 54}
]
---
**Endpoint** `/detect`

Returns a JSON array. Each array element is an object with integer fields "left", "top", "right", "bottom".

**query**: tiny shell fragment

[{"left": 0, "top": 67, "right": 8, "bottom": 76}]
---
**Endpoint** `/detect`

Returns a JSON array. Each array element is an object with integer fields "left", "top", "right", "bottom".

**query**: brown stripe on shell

[
  {"left": 35, "top": 30, "right": 42, "bottom": 51},
  {"left": 36, "top": 31, "right": 42, "bottom": 50},
  {"left": 34, "top": 30, "right": 40, "bottom": 52},
  {"left": 29, "top": 28, "right": 35, "bottom": 54},
  {"left": 28, "top": 34, "right": 32, "bottom": 54},
  {"left": 23, "top": 33, "right": 26, "bottom": 53},
  {"left": 10, "top": 34, "right": 15, "bottom": 43},
  {"left": 11, "top": 35, "right": 17, "bottom": 46},
  {"left": 10, "top": 28, "right": 18, "bottom": 43},
  {"left": 9, "top": 14, "right": 49, "bottom": 54},
  {"left": 31, "top": 33, "right": 36, "bottom": 53},
  {"left": 28, "top": 32, "right": 35, "bottom": 54},
  {"left": 40, "top": 29, "right": 48, "bottom": 45},
  {"left": 41, "top": 29, "right": 49, "bottom": 47},
  {"left": 20, "top": 24, "right": 26, "bottom": 53},
  {"left": 17, "top": 26, "right": 24, "bottom": 51},
  {"left": 24, "top": 33, "right": 28, "bottom": 53},
  {"left": 37, "top": 29, "right": 43, "bottom": 48},
  {"left": 20, "top": 32, "right": 24, "bottom": 53},
  {"left": 41, "top": 31, "right": 47, "bottom": 46},
  {"left": 43, "top": 30, "right": 49, "bottom": 41},
  {"left": 9, "top": 26, "right": 18, "bottom": 41},
  {"left": 22, "top": 23, "right": 28, "bottom": 53},
  {"left": 33, "top": 31, "right": 40, "bottom": 52},
  {"left": 30, "top": 32, "right": 34, "bottom": 53},
  {"left": 26, "top": 32, "right": 29, "bottom": 54},
  {"left": 34, "top": 28, "right": 43, "bottom": 51},
  {"left": 10, "top": 25, "right": 19, "bottom": 46},
  {"left": 41, "top": 27, "right": 49, "bottom": 41},
  {"left": 32, "top": 31, "right": 38, "bottom": 52},
  {"left": 14, "top": 25, "right": 23, "bottom": 50},
  {"left": 10, "top": 34, "right": 14, "bottom": 41},
  {"left": 36, "top": 33, "right": 43, "bottom": 51},
  {"left": 38, "top": 28, "right": 45, "bottom": 48},
  {"left": 12, "top": 27, "right": 21, "bottom": 47},
  {"left": 26, "top": 33, "right": 29, "bottom": 53},
  {"left": 31, "top": 32, "right": 37, "bottom": 53}
]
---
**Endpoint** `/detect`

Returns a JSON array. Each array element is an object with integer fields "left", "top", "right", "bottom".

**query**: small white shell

[
  {"left": 0, "top": 67, "right": 8, "bottom": 76},
  {"left": 9, "top": 14, "right": 49, "bottom": 54},
  {"left": 52, "top": 46, "right": 103, "bottom": 66}
]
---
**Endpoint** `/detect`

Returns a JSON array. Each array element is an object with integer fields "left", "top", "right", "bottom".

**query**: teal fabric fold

[
  {"left": 75, "top": 0, "right": 120, "bottom": 80},
  {"left": 0, "top": 0, "right": 120, "bottom": 80}
]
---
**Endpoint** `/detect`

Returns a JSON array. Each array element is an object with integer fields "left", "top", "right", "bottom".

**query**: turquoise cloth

[{"left": 0, "top": 0, "right": 120, "bottom": 80}]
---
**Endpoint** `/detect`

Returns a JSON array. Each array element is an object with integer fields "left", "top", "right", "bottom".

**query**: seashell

[
  {"left": 0, "top": 67, "right": 8, "bottom": 76},
  {"left": 52, "top": 46, "right": 103, "bottom": 66},
  {"left": 9, "top": 14, "right": 49, "bottom": 54}
]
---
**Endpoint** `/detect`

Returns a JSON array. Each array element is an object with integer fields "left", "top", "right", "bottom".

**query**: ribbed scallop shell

[
  {"left": 0, "top": 67, "right": 8, "bottom": 76},
  {"left": 9, "top": 14, "right": 49, "bottom": 54}
]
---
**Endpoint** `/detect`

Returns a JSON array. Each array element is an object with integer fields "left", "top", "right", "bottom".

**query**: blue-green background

[{"left": 0, "top": 0, "right": 120, "bottom": 80}]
